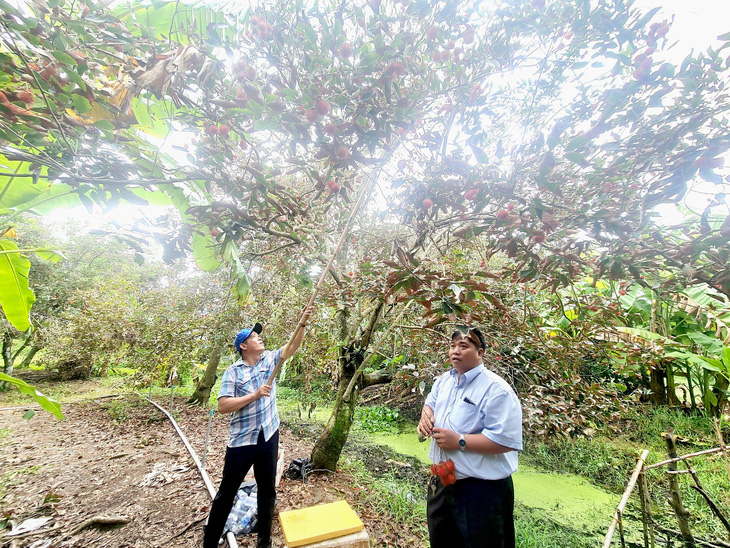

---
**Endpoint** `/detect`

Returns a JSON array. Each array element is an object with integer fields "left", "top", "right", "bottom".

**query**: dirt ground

[{"left": 0, "top": 388, "right": 428, "bottom": 548}]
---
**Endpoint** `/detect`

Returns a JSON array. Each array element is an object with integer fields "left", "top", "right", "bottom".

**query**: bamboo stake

[
  {"left": 202, "top": 409, "right": 214, "bottom": 469},
  {"left": 645, "top": 447, "right": 723, "bottom": 470},
  {"left": 266, "top": 171, "right": 379, "bottom": 387},
  {"left": 714, "top": 418, "right": 730, "bottom": 483},
  {"left": 603, "top": 449, "right": 650, "bottom": 548},
  {"left": 640, "top": 471, "right": 656, "bottom": 548},
  {"left": 664, "top": 428, "right": 695, "bottom": 547},
  {"left": 638, "top": 471, "right": 650, "bottom": 548}
]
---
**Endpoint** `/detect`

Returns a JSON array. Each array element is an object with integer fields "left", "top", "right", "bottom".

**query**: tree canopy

[{"left": 2, "top": 0, "right": 730, "bottom": 453}]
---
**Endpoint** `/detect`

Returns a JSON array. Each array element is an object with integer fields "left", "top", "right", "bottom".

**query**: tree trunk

[
  {"left": 188, "top": 343, "right": 224, "bottom": 405},
  {"left": 310, "top": 299, "right": 385, "bottom": 472},
  {"left": 649, "top": 363, "right": 668, "bottom": 405},
  {"left": 310, "top": 342, "right": 364, "bottom": 471},
  {"left": 1, "top": 330, "right": 14, "bottom": 391},
  {"left": 19, "top": 344, "right": 42, "bottom": 369}
]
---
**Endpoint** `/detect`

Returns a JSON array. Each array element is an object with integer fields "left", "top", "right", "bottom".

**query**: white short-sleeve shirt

[{"left": 425, "top": 363, "right": 523, "bottom": 480}]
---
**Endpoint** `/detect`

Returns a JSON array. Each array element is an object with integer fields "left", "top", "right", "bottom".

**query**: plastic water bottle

[{"left": 240, "top": 506, "right": 255, "bottom": 533}]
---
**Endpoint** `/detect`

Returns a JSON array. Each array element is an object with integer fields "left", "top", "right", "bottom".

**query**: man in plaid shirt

[{"left": 204, "top": 308, "right": 313, "bottom": 548}]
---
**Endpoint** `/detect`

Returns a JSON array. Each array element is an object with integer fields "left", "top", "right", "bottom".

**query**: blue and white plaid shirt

[{"left": 218, "top": 349, "right": 282, "bottom": 447}]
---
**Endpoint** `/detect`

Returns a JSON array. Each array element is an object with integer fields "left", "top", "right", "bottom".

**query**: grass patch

[
  {"left": 521, "top": 437, "right": 634, "bottom": 494},
  {"left": 515, "top": 505, "right": 597, "bottom": 548},
  {"left": 105, "top": 400, "right": 131, "bottom": 423},
  {"left": 354, "top": 405, "right": 404, "bottom": 433},
  {"left": 108, "top": 366, "right": 136, "bottom": 377},
  {"left": 343, "top": 457, "right": 428, "bottom": 540},
  {"left": 0, "top": 465, "right": 42, "bottom": 503}
]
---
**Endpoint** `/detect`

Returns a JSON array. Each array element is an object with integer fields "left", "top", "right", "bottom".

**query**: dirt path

[{"left": 0, "top": 392, "right": 427, "bottom": 547}]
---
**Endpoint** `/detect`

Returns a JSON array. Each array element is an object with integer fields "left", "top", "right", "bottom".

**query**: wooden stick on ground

[{"left": 68, "top": 515, "right": 131, "bottom": 536}]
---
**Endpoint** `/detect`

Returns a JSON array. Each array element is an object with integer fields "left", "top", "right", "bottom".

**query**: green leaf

[
  {"left": 52, "top": 50, "right": 77, "bottom": 66},
  {"left": 130, "top": 187, "right": 173, "bottom": 206},
  {"left": 0, "top": 372, "right": 64, "bottom": 419},
  {"left": 93, "top": 120, "right": 115, "bottom": 131},
  {"left": 71, "top": 94, "right": 92, "bottom": 114},
  {"left": 233, "top": 269, "right": 251, "bottom": 304},
  {"left": 469, "top": 144, "right": 489, "bottom": 163},
  {"left": 132, "top": 98, "right": 172, "bottom": 139},
  {"left": 0, "top": 239, "right": 35, "bottom": 331},
  {"left": 566, "top": 135, "right": 588, "bottom": 151},
  {"left": 0, "top": 160, "right": 51, "bottom": 209},
  {"left": 296, "top": 20, "right": 317, "bottom": 47},
  {"left": 665, "top": 350, "right": 712, "bottom": 367},
  {"left": 359, "top": 53, "right": 379, "bottom": 67},
  {"left": 632, "top": 7, "right": 660, "bottom": 31},
  {"left": 34, "top": 248, "right": 64, "bottom": 263},
  {"left": 0, "top": 1, "right": 20, "bottom": 16},
  {"left": 191, "top": 231, "right": 221, "bottom": 272},
  {"left": 253, "top": 120, "right": 281, "bottom": 131},
  {"left": 686, "top": 332, "right": 723, "bottom": 355},
  {"left": 23, "top": 409, "right": 35, "bottom": 420}
]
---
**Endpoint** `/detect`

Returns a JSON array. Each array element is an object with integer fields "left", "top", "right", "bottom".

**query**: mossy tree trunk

[
  {"left": 1, "top": 329, "right": 13, "bottom": 390},
  {"left": 311, "top": 299, "right": 388, "bottom": 472},
  {"left": 188, "top": 341, "right": 224, "bottom": 405},
  {"left": 310, "top": 342, "right": 365, "bottom": 472},
  {"left": 19, "top": 344, "right": 42, "bottom": 368}
]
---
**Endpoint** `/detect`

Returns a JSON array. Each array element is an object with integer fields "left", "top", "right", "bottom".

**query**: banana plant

[
  {"left": 0, "top": 236, "right": 63, "bottom": 331},
  {"left": 0, "top": 372, "right": 64, "bottom": 419},
  {"left": 597, "top": 282, "right": 730, "bottom": 415}
]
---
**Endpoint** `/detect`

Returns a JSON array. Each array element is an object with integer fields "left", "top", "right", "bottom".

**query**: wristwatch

[{"left": 458, "top": 434, "right": 466, "bottom": 451}]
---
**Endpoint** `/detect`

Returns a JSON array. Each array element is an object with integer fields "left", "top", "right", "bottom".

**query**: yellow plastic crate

[{"left": 279, "top": 500, "right": 364, "bottom": 547}]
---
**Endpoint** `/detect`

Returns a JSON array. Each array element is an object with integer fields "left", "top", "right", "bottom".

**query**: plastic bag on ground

[
  {"left": 224, "top": 481, "right": 258, "bottom": 535},
  {"left": 285, "top": 457, "right": 312, "bottom": 481}
]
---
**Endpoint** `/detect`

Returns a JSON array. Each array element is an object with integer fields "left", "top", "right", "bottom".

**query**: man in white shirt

[{"left": 417, "top": 327, "right": 523, "bottom": 548}]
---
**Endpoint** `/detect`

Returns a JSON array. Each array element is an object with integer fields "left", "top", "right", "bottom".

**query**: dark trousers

[
  {"left": 203, "top": 429, "right": 279, "bottom": 548},
  {"left": 427, "top": 475, "right": 515, "bottom": 548}
]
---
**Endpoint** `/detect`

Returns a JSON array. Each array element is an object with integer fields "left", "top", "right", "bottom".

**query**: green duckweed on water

[{"left": 369, "top": 429, "right": 619, "bottom": 536}]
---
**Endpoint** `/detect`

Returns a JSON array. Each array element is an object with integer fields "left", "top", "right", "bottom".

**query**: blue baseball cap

[{"left": 234, "top": 322, "right": 263, "bottom": 354}]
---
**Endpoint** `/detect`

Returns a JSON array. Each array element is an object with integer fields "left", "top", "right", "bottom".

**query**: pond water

[{"left": 368, "top": 429, "right": 619, "bottom": 536}]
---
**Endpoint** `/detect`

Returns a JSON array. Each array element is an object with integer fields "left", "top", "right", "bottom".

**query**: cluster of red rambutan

[{"left": 430, "top": 459, "right": 456, "bottom": 486}]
